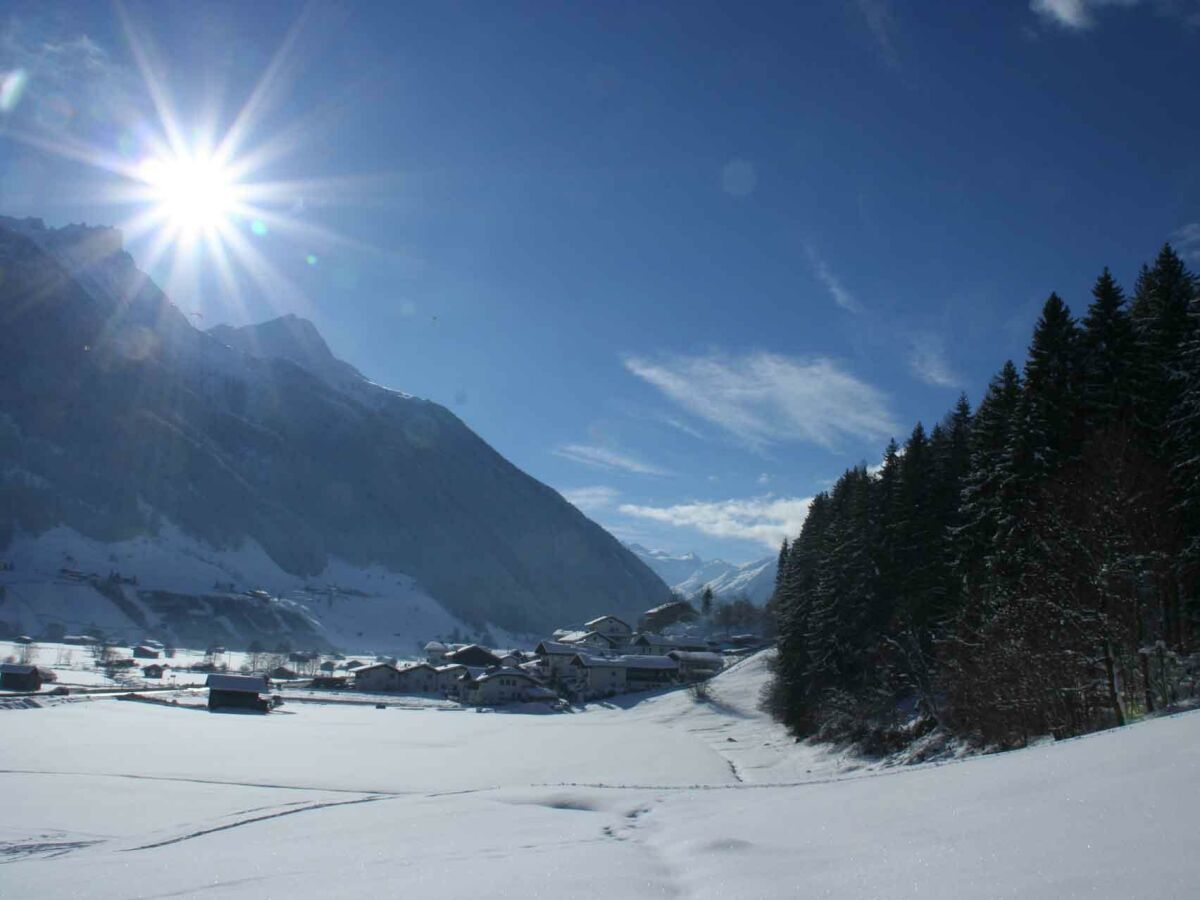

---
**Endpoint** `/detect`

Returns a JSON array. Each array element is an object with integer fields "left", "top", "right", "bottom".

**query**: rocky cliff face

[{"left": 0, "top": 216, "right": 671, "bottom": 633}]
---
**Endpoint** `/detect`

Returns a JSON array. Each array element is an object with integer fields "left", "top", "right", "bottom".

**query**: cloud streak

[
  {"left": 553, "top": 443, "right": 670, "bottom": 476},
  {"left": 1030, "top": 0, "right": 1144, "bottom": 29},
  {"left": 624, "top": 350, "right": 898, "bottom": 451},
  {"left": 619, "top": 494, "right": 813, "bottom": 550},
  {"left": 805, "top": 245, "right": 862, "bottom": 314},
  {"left": 908, "top": 332, "right": 962, "bottom": 388}
]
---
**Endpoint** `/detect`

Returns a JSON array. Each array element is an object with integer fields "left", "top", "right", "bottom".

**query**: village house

[
  {"left": 391, "top": 663, "right": 440, "bottom": 694},
  {"left": 206, "top": 674, "right": 271, "bottom": 712},
  {"left": 584, "top": 615, "right": 634, "bottom": 641},
  {"left": 534, "top": 640, "right": 586, "bottom": 681},
  {"left": 141, "top": 663, "right": 168, "bottom": 679},
  {"left": 464, "top": 668, "right": 544, "bottom": 705},
  {"left": 557, "top": 630, "right": 622, "bottom": 652},
  {"left": 639, "top": 599, "right": 698, "bottom": 633},
  {"left": 433, "top": 664, "right": 472, "bottom": 696},
  {"left": 667, "top": 650, "right": 725, "bottom": 681},
  {"left": 568, "top": 654, "right": 628, "bottom": 699},
  {"left": 620, "top": 655, "right": 680, "bottom": 690},
  {"left": 629, "top": 633, "right": 711, "bottom": 655},
  {"left": 132, "top": 644, "right": 160, "bottom": 659},
  {"left": 353, "top": 662, "right": 404, "bottom": 692},
  {"left": 443, "top": 644, "right": 503, "bottom": 668}
]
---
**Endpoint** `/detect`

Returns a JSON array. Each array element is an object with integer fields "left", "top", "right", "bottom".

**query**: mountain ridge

[
  {"left": 626, "top": 543, "right": 777, "bottom": 605},
  {"left": 0, "top": 216, "right": 672, "bottom": 636}
]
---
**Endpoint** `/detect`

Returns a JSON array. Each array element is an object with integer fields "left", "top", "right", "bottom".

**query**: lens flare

[{"left": 138, "top": 153, "right": 239, "bottom": 233}]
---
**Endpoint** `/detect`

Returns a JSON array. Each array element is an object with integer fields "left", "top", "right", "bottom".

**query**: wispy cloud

[
  {"left": 0, "top": 29, "right": 138, "bottom": 132},
  {"left": 553, "top": 443, "right": 670, "bottom": 476},
  {"left": 618, "top": 494, "right": 813, "bottom": 550},
  {"left": 1029, "top": 0, "right": 1159, "bottom": 30},
  {"left": 855, "top": 0, "right": 901, "bottom": 67},
  {"left": 624, "top": 350, "right": 897, "bottom": 451},
  {"left": 1173, "top": 222, "right": 1200, "bottom": 261},
  {"left": 908, "top": 332, "right": 962, "bottom": 388},
  {"left": 560, "top": 485, "right": 620, "bottom": 512},
  {"left": 805, "top": 245, "right": 862, "bottom": 314}
]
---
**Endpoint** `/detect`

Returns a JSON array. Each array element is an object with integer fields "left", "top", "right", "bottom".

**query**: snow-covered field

[{"left": 2, "top": 650, "right": 1197, "bottom": 898}]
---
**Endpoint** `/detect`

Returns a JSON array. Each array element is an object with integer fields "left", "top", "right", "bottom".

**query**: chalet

[
  {"left": 424, "top": 640, "right": 448, "bottom": 665},
  {"left": 353, "top": 663, "right": 403, "bottom": 692},
  {"left": 584, "top": 615, "right": 634, "bottom": 641},
  {"left": 621, "top": 655, "right": 680, "bottom": 690},
  {"left": 133, "top": 645, "right": 160, "bottom": 660},
  {"left": 443, "top": 644, "right": 502, "bottom": 668},
  {"left": 270, "top": 666, "right": 300, "bottom": 680},
  {"left": 568, "top": 654, "right": 628, "bottom": 699},
  {"left": 667, "top": 650, "right": 725, "bottom": 680},
  {"left": 557, "top": 630, "right": 621, "bottom": 652},
  {"left": 141, "top": 663, "right": 169, "bottom": 679},
  {"left": 206, "top": 674, "right": 271, "bottom": 712},
  {"left": 496, "top": 650, "right": 528, "bottom": 667},
  {"left": 630, "top": 633, "right": 711, "bottom": 655},
  {"left": 434, "top": 664, "right": 471, "bottom": 696},
  {"left": 639, "top": 599, "right": 698, "bottom": 633},
  {"left": 534, "top": 641, "right": 586, "bottom": 680},
  {"left": 464, "top": 668, "right": 544, "bottom": 705},
  {"left": 0, "top": 663, "right": 44, "bottom": 692},
  {"left": 392, "top": 663, "right": 440, "bottom": 694}
]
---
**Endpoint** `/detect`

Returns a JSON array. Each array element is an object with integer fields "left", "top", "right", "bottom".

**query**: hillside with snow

[
  {"left": 2, "top": 649, "right": 1196, "bottom": 897},
  {"left": 628, "top": 543, "right": 777, "bottom": 604},
  {"left": 0, "top": 216, "right": 671, "bottom": 640}
]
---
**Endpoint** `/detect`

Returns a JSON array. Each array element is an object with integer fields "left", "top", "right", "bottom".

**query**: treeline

[{"left": 767, "top": 245, "right": 1200, "bottom": 751}]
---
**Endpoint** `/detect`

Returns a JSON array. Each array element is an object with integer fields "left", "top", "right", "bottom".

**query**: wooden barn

[
  {"left": 206, "top": 674, "right": 271, "bottom": 712},
  {"left": 0, "top": 663, "right": 44, "bottom": 692}
]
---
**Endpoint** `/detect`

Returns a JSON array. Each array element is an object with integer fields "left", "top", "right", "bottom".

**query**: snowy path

[{"left": 2, "top": 650, "right": 1198, "bottom": 898}]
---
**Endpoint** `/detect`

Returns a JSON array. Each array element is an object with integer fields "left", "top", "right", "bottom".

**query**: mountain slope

[
  {"left": 0, "top": 216, "right": 671, "bottom": 634},
  {"left": 627, "top": 544, "right": 776, "bottom": 604}
]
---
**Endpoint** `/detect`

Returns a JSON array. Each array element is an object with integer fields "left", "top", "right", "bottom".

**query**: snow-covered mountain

[
  {"left": 0, "top": 216, "right": 671, "bottom": 646},
  {"left": 626, "top": 544, "right": 776, "bottom": 604}
]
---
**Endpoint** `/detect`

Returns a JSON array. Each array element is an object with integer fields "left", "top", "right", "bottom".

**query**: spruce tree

[{"left": 1080, "top": 268, "right": 1135, "bottom": 429}]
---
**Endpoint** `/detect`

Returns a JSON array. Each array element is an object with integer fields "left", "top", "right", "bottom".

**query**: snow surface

[
  {"left": 2, "top": 650, "right": 1197, "bottom": 898},
  {"left": 0, "top": 524, "right": 476, "bottom": 655}
]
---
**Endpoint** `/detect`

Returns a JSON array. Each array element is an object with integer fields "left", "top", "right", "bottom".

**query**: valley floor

[{"left": 1, "top": 651, "right": 1196, "bottom": 898}]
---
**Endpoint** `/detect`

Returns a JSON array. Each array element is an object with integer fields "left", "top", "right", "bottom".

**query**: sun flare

[{"left": 138, "top": 153, "right": 239, "bottom": 234}]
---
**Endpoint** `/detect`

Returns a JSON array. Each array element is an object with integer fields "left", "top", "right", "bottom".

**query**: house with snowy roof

[
  {"left": 463, "top": 668, "right": 545, "bottom": 705},
  {"left": 583, "top": 615, "right": 634, "bottom": 641}
]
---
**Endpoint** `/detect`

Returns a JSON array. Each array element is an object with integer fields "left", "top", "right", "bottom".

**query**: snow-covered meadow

[{"left": 2, "top": 650, "right": 1197, "bottom": 898}]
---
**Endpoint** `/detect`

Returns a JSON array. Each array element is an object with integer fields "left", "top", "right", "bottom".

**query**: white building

[
  {"left": 568, "top": 654, "right": 628, "bottom": 699},
  {"left": 584, "top": 616, "right": 633, "bottom": 641},
  {"left": 557, "top": 630, "right": 621, "bottom": 652},
  {"left": 465, "top": 668, "right": 544, "bottom": 705}
]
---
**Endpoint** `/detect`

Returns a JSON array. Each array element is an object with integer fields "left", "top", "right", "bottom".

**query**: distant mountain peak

[{"left": 626, "top": 543, "right": 777, "bottom": 605}]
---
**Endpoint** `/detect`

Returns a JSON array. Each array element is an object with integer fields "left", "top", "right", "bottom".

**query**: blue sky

[{"left": 2, "top": 0, "right": 1199, "bottom": 563}]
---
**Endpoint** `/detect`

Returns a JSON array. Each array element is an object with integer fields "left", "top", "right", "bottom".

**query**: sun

[{"left": 138, "top": 152, "right": 240, "bottom": 235}]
